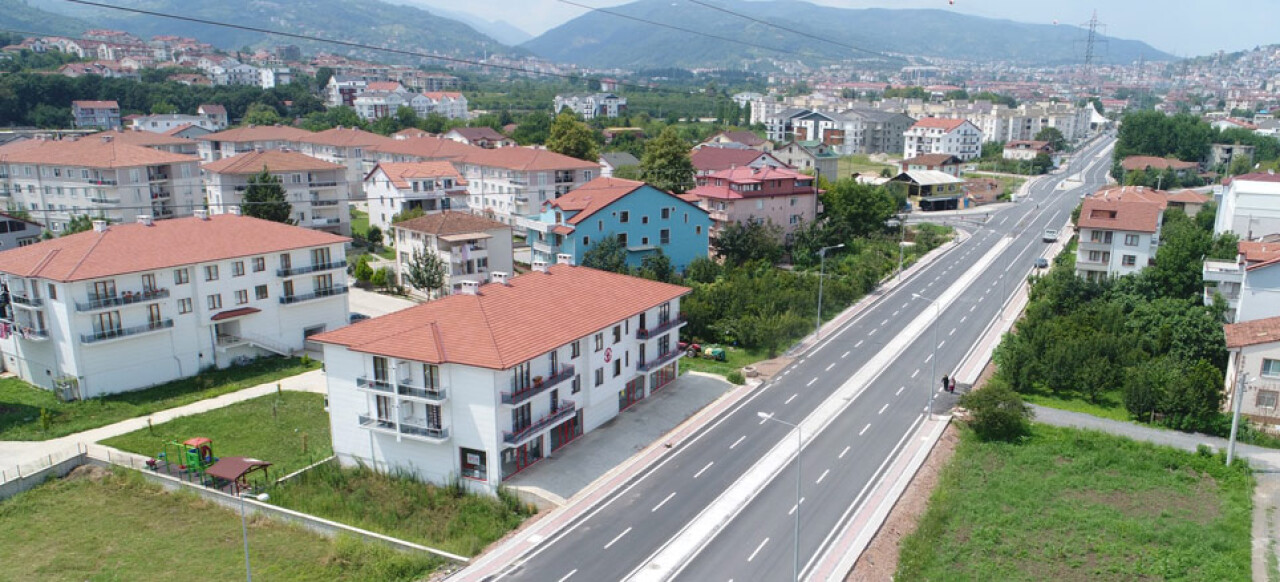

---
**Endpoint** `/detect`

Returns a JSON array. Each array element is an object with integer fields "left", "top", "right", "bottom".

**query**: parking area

[{"left": 346, "top": 277, "right": 417, "bottom": 318}]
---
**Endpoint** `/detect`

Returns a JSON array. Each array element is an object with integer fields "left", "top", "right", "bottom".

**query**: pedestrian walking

[
  {"left": 941, "top": 375, "right": 949, "bottom": 394},
  {"left": 949, "top": 377, "right": 957, "bottom": 394}
]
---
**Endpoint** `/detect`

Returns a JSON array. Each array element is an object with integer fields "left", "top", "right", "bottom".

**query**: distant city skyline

[{"left": 402, "top": 0, "right": 1275, "bottom": 57}]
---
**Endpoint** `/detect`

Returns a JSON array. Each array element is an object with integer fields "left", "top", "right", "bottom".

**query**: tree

[
  {"left": 353, "top": 256, "right": 374, "bottom": 284},
  {"left": 1034, "top": 127, "right": 1067, "bottom": 152},
  {"left": 959, "top": 381, "right": 1033, "bottom": 442},
  {"left": 62, "top": 215, "right": 95, "bottom": 236},
  {"left": 403, "top": 246, "right": 448, "bottom": 298},
  {"left": 546, "top": 111, "right": 600, "bottom": 162},
  {"left": 712, "top": 220, "right": 783, "bottom": 266},
  {"left": 242, "top": 102, "right": 284, "bottom": 126},
  {"left": 390, "top": 208, "right": 426, "bottom": 225},
  {"left": 366, "top": 225, "right": 383, "bottom": 248},
  {"left": 684, "top": 256, "right": 721, "bottom": 284},
  {"left": 242, "top": 167, "right": 293, "bottom": 224},
  {"left": 314, "top": 67, "right": 334, "bottom": 90},
  {"left": 638, "top": 249, "right": 673, "bottom": 283},
  {"left": 371, "top": 267, "right": 393, "bottom": 291},
  {"left": 821, "top": 179, "right": 898, "bottom": 240},
  {"left": 582, "top": 234, "right": 629, "bottom": 274},
  {"left": 640, "top": 127, "right": 696, "bottom": 194},
  {"left": 511, "top": 111, "right": 552, "bottom": 145}
]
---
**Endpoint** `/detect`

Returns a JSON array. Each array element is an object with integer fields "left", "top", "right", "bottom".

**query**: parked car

[
  {"left": 1034, "top": 257, "right": 1049, "bottom": 269},
  {"left": 1043, "top": 229, "right": 1059, "bottom": 242},
  {"left": 349, "top": 312, "right": 371, "bottom": 323}
]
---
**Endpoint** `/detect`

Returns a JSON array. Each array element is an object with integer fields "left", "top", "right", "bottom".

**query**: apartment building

[
  {"left": 203, "top": 150, "right": 350, "bottom": 236},
  {"left": 0, "top": 213, "right": 349, "bottom": 397},
  {"left": 1075, "top": 186, "right": 1168, "bottom": 282},
  {"left": 71, "top": 100, "right": 121, "bottom": 130},
  {"left": 197, "top": 104, "right": 229, "bottom": 130},
  {"left": 1215, "top": 172, "right": 1280, "bottom": 241},
  {"left": 902, "top": 118, "right": 983, "bottom": 161},
  {"left": 553, "top": 93, "right": 627, "bottom": 119},
  {"left": 313, "top": 262, "right": 689, "bottom": 493},
  {"left": 128, "top": 114, "right": 221, "bottom": 133},
  {"left": 293, "top": 127, "right": 395, "bottom": 200},
  {"left": 0, "top": 135, "right": 201, "bottom": 233},
  {"left": 457, "top": 148, "right": 600, "bottom": 231},
  {"left": 685, "top": 166, "right": 819, "bottom": 243},
  {"left": 1204, "top": 242, "right": 1280, "bottom": 322},
  {"left": 392, "top": 211, "right": 513, "bottom": 296},
  {"left": 91, "top": 128, "right": 199, "bottom": 156},
  {"left": 365, "top": 162, "right": 469, "bottom": 235},
  {"left": 1223, "top": 315, "right": 1280, "bottom": 427},
  {"left": 196, "top": 125, "right": 313, "bottom": 162},
  {"left": 0, "top": 213, "right": 42, "bottom": 250}
]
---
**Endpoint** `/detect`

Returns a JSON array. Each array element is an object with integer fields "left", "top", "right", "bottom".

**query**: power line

[
  {"left": 553, "top": 0, "right": 802, "bottom": 57},
  {"left": 678, "top": 0, "right": 893, "bottom": 60}
]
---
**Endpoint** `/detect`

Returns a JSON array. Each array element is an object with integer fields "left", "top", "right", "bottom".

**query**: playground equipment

[{"left": 149, "top": 437, "right": 217, "bottom": 475}]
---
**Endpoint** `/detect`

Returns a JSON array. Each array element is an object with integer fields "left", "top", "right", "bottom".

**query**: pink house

[{"left": 683, "top": 166, "right": 819, "bottom": 243}]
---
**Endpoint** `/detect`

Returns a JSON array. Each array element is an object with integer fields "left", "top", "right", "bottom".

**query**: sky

[{"left": 405, "top": 0, "right": 1275, "bottom": 57}]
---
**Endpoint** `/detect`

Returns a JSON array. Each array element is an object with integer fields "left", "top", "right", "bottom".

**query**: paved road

[{"left": 490, "top": 135, "right": 1117, "bottom": 582}]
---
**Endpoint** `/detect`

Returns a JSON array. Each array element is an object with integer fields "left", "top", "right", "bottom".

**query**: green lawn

[
  {"left": 350, "top": 208, "right": 369, "bottom": 238},
  {"left": 896, "top": 425, "right": 1253, "bottom": 581},
  {"left": 680, "top": 345, "right": 769, "bottom": 377},
  {"left": 0, "top": 468, "right": 440, "bottom": 581},
  {"left": 838, "top": 154, "right": 896, "bottom": 178},
  {"left": 0, "top": 357, "right": 320, "bottom": 441},
  {"left": 1021, "top": 390, "right": 1132, "bottom": 422},
  {"left": 269, "top": 462, "right": 535, "bottom": 557},
  {"left": 102, "top": 392, "right": 332, "bottom": 478}
]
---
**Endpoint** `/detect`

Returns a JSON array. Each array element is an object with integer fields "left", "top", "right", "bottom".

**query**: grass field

[
  {"left": 837, "top": 154, "right": 896, "bottom": 179},
  {"left": 102, "top": 392, "right": 332, "bottom": 478},
  {"left": 0, "top": 357, "right": 319, "bottom": 441},
  {"left": 349, "top": 207, "right": 369, "bottom": 238},
  {"left": 0, "top": 468, "right": 441, "bottom": 581},
  {"left": 896, "top": 425, "right": 1254, "bottom": 581},
  {"left": 680, "top": 345, "right": 769, "bottom": 377},
  {"left": 269, "top": 462, "right": 535, "bottom": 557},
  {"left": 1021, "top": 390, "right": 1131, "bottom": 422}
]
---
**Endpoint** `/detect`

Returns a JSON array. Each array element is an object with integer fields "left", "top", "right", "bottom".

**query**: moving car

[
  {"left": 1034, "top": 257, "right": 1049, "bottom": 269},
  {"left": 1043, "top": 229, "right": 1059, "bottom": 242}
]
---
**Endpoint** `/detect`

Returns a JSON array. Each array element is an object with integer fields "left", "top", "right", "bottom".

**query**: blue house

[{"left": 529, "top": 177, "right": 711, "bottom": 272}]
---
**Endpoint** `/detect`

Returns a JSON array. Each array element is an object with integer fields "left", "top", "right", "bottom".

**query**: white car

[{"left": 1043, "top": 229, "right": 1059, "bottom": 242}]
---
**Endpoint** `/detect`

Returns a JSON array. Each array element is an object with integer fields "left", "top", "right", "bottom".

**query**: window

[
  {"left": 206, "top": 294, "right": 222, "bottom": 310},
  {"left": 178, "top": 298, "right": 192, "bottom": 314},
  {"left": 1124, "top": 234, "right": 1139, "bottom": 246},
  {"left": 696, "top": 225, "right": 702, "bottom": 235},
  {"left": 252, "top": 257, "right": 265, "bottom": 272},
  {"left": 235, "top": 290, "right": 248, "bottom": 305},
  {"left": 174, "top": 268, "right": 189, "bottom": 285},
  {"left": 255, "top": 285, "right": 268, "bottom": 300},
  {"left": 1121, "top": 255, "right": 1136, "bottom": 267},
  {"left": 461, "top": 449, "right": 487, "bottom": 481},
  {"left": 660, "top": 229, "right": 670, "bottom": 245},
  {"left": 571, "top": 340, "right": 581, "bottom": 358},
  {"left": 424, "top": 364, "right": 440, "bottom": 389},
  {"left": 572, "top": 374, "right": 581, "bottom": 394},
  {"left": 661, "top": 207, "right": 671, "bottom": 220},
  {"left": 232, "top": 261, "right": 245, "bottom": 277},
  {"left": 595, "top": 333, "right": 603, "bottom": 352},
  {"left": 641, "top": 216, "right": 649, "bottom": 224},
  {"left": 613, "top": 325, "right": 621, "bottom": 344},
  {"left": 613, "top": 358, "right": 622, "bottom": 377},
  {"left": 594, "top": 367, "right": 604, "bottom": 387},
  {"left": 47, "top": 284, "right": 56, "bottom": 300},
  {"left": 204, "top": 265, "right": 219, "bottom": 281},
  {"left": 617, "top": 233, "right": 627, "bottom": 246},
  {"left": 582, "top": 236, "right": 590, "bottom": 246},
  {"left": 1257, "top": 390, "right": 1279, "bottom": 409},
  {"left": 279, "top": 253, "right": 292, "bottom": 272},
  {"left": 142, "top": 274, "right": 157, "bottom": 293},
  {"left": 1263, "top": 359, "right": 1280, "bottom": 378},
  {"left": 619, "top": 210, "right": 629, "bottom": 223}
]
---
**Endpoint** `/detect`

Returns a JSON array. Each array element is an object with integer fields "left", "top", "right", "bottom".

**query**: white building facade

[
  {"left": 391, "top": 211, "right": 514, "bottom": 296},
  {"left": 902, "top": 118, "right": 983, "bottom": 161},
  {"left": 364, "top": 162, "right": 469, "bottom": 234},
  {"left": 203, "top": 150, "right": 351, "bottom": 236},
  {"left": 1075, "top": 187, "right": 1168, "bottom": 282}
]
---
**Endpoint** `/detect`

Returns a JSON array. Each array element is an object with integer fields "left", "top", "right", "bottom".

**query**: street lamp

[
  {"left": 815, "top": 244, "right": 845, "bottom": 339},
  {"left": 757, "top": 411, "right": 802, "bottom": 582},
  {"left": 240, "top": 491, "right": 270, "bottom": 581},
  {"left": 1227, "top": 367, "right": 1253, "bottom": 466},
  {"left": 912, "top": 293, "right": 940, "bottom": 420}
]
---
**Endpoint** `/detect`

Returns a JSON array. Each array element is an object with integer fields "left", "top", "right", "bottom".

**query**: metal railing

[
  {"left": 9, "top": 294, "right": 42, "bottom": 307},
  {"left": 638, "top": 349, "right": 680, "bottom": 372},
  {"left": 501, "top": 365, "right": 575, "bottom": 405},
  {"left": 637, "top": 316, "right": 684, "bottom": 340},
  {"left": 503, "top": 401, "right": 576, "bottom": 445},
  {"left": 279, "top": 285, "right": 348, "bottom": 304},
  {"left": 356, "top": 376, "right": 395, "bottom": 394},
  {"left": 80, "top": 319, "right": 173, "bottom": 344},
  {"left": 309, "top": 181, "right": 339, "bottom": 188},
  {"left": 277, "top": 260, "right": 347, "bottom": 277},
  {"left": 75, "top": 288, "right": 170, "bottom": 312},
  {"left": 398, "top": 384, "right": 447, "bottom": 402},
  {"left": 357, "top": 414, "right": 396, "bottom": 432},
  {"left": 310, "top": 199, "right": 340, "bottom": 206},
  {"left": 88, "top": 196, "right": 121, "bottom": 204},
  {"left": 400, "top": 423, "right": 449, "bottom": 441}
]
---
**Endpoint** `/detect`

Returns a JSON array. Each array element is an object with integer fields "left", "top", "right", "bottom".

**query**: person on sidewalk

[
  {"left": 949, "top": 377, "right": 957, "bottom": 393},
  {"left": 941, "top": 375, "right": 949, "bottom": 394}
]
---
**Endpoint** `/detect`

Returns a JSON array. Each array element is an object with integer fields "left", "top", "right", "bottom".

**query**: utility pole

[{"left": 1227, "top": 361, "right": 1251, "bottom": 466}]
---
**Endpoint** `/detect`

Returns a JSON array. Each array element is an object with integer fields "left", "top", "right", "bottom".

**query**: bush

[
  {"left": 959, "top": 381, "right": 1033, "bottom": 442},
  {"left": 725, "top": 370, "right": 745, "bottom": 385}
]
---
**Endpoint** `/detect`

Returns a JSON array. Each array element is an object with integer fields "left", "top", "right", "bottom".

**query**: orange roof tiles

[
  {"left": 1167, "top": 190, "right": 1210, "bottom": 204},
  {"left": 458, "top": 147, "right": 600, "bottom": 172},
  {"left": 1239, "top": 242, "right": 1280, "bottom": 264},
  {"left": 393, "top": 211, "right": 508, "bottom": 235},
  {"left": 0, "top": 136, "right": 198, "bottom": 169},
  {"left": 1078, "top": 186, "right": 1168, "bottom": 234},
  {"left": 311, "top": 264, "right": 690, "bottom": 370},
  {"left": 902, "top": 153, "right": 963, "bottom": 167},
  {"left": 691, "top": 147, "right": 778, "bottom": 172},
  {"left": 1120, "top": 156, "right": 1198, "bottom": 172},
  {"left": 202, "top": 149, "right": 344, "bottom": 174},
  {"left": 88, "top": 128, "right": 194, "bottom": 148},
  {"left": 550, "top": 177, "right": 645, "bottom": 224},
  {"left": 198, "top": 125, "right": 312, "bottom": 143},
  {"left": 368, "top": 136, "right": 483, "bottom": 160},
  {"left": 0, "top": 214, "right": 348, "bottom": 282},
  {"left": 72, "top": 100, "right": 119, "bottom": 109},
  {"left": 298, "top": 127, "right": 395, "bottom": 148},
  {"left": 1225, "top": 315, "right": 1280, "bottom": 349},
  {"left": 910, "top": 118, "right": 967, "bottom": 131},
  {"left": 368, "top": 162, "right": 465, "bottom": 189}
]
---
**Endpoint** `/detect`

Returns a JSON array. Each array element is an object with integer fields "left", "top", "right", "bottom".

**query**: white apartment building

[
  {"left": 1223, "top": 315, "right": 1280, "bottom": 428},
  {"left": 1075, "top": 187, "right": 1168, "bottom": 282},
  {"left": 902, "top": 118, "right": 983, "bottom": 161},
  {"left": 129, "top": 114, "right": 221, "bottom": 134},
  {"left": 293, "top": 128, "right": 395, "bottom": 201},
  {"left": 421, "top": 92, "right": 468, "bottom": 120},
  {"left": 203, "top": 150, "right": 351, "bottom": 236},
  {"left": 197, "top": 104, "right": 229, "bottom": 130},
  {"left": 553, "top": 93, "right": 626, "bottom": 119},
  {"left": 354, "top": 87, "right": 469, "bottom": 121},
  {"left": 364, "top": 162, "right": 469, "bottom": 234},
  {"left": 392, "top": 211, "right": 513, "bottom": 296},
  {"left": 313, "top": 262, "right": 689, "bottom": 493},
  {"left": 1202, "top": 242, "right": 1280, "bottom": 321},
  {"left": 71, "top": 100, "right": 121, "bottom": 130},
  {"left": 197, "top": 126, "right": 313, "bottom": 162},
  {"left": 0, "top": 213, "right": 349, "bottom": 397},
  {"left": 0, "top": 135, "right": 201, "bottom": 233},
  {"left": 1215, "top": 173, "right": 1280, "bottom": 241},
  {"left": 458, "top": 148, "right": 599, "bottom": 231}
]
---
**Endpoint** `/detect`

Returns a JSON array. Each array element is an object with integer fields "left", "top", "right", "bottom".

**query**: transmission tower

[{"left": 1081, "top": 10, "right": 1107, "bottom": 66}]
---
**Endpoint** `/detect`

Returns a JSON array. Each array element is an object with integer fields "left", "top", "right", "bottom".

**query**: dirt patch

[
  {"left": 847, "top": 423, "right": 960, "bottom": 581},
  {"left": 1060, "top": 476, "right": 1222, "bottom": 525},
  {"left": 749, "top": 356, "right": 794, "bottom": 380},
  {"left": 64, "top": 464, "right": 109, "bottom": 483}
]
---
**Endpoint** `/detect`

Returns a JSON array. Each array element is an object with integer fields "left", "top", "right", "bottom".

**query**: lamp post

[
  {"left": 1227, "top": 364, "right": 1252, "bottom": 466},
  {"left": 815, "top": 244, "right": 845, "bottom": 339},
  {"left": 912, "top": 293, "right": 940, "bottom": 420},
  {"left": 758, "top": 411, "right": 801, "bottom": 582},
  {"left": 240, "top": 491, "right": 270, "bottom": 582}
]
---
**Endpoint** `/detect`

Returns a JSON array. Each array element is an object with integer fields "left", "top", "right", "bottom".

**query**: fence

[{"left": 0, "top": 444, "right": 89, "bottom": 501}]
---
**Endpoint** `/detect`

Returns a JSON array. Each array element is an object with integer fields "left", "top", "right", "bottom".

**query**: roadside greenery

[{"left": 1111, "top": 110, "right": 1280, "bottom": 181}]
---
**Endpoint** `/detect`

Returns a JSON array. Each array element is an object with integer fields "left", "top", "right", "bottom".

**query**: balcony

[
  {"left": 311, "top": 217, "right": 342, "bottom": 227},
  {"left": 148, "top": 172, "right": 169, "bottom": 182},
  {"left": 1204, "top": 285, "right": 1240, "bottom": 303},
  {"left": 503, "top": 400, "right": 576, "bottom": 445},
  {"left": 75, "top": 288, "right": 170, "bottom": 312},
  {"left": 1203, "top": 259, "right": 1243, "bottom": 285},
  {"left": 87, "top": 178, "right": 118, "bottom": 186},
  {"left": 400, "top": 422, "right": 450, "bottom": 442},
  {"left": 637, "top": 316, "right": 685, "bottom": 340},
  {"left": 279, "top": 285, "right": 348, "bottom": 305},
  {"left": 13, "top": 326, "right": 49, "bottom": 341},
  {"left": 356, "top": 376, "right": 396, "bottom": 395},
  {"left": 357, "top": 414, "right": 396, "bottom": 434},
  {"left": 277, "top": 260, "right": 347, "bottom": 277},
  {"left": 638, "top": 349, "right": 681, "bottom": 372},
  {"left": 9, "top": 294, "right": 43, "bottom": 308},
  {"left": 80, "top": 319, "right": 174, "bottom": 344},
  {"left": 0, "top": 190, "right": 10, "bottom": 198},
  {"left": 88, "top": 196, "right": 121, "bottom": 204},
  {"left": 309, "top": 181, "right": 339, "bottom": 188},
  {"left": 398, "top": 383, "right": 447, "bottom": 403},
  {"left": 501, "top": 365, "right": 575, "bottom": 405},
  {"left": 310, "top": 199, "right": 340, "bottom": 207}
]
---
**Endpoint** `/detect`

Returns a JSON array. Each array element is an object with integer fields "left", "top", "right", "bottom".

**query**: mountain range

[
  {"left": 393, "top": 1, "right": 533, "bottom": 46},
  {"left": 0, "top": 0, "right": 90, "bottom": 37},
  {"left": 522, "top": 0, "right": 1175, "bottom": 68}
]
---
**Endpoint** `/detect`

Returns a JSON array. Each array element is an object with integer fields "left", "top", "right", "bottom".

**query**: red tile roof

[
  {"left": 1120, "top": 156, "right": 1198, "bottom": 171},
  {"left": 365, "top": 81, "right": 403, "bottom": 92},
  {"left": 909, "top": 118, "right": 967, "bottom": 131},
  {"left": 393, "top": 211, "right": 507, "bottom": 235},
  {"left": 311, "top": 265, "right": 690, "bottom": 370},
  {"left": 688, "top": 166, "right": 815, "bottom": 200},
  {"left": 161, "top": 124, "right": 200, "bottom": 136},
  {"left": 1225, "top": 315, "right": 1280, "bottom": 349},
  {"left": 458, "top": 147, "right": 599, "bottom": 172},
  {"left": 393, "top": 128, "right": 433, "bottom": 140},
  {"left": 710, "top": 130, "right": 766, "bottom": 147},
  {"left": 1239, "top": 242, "right": 1280, "bottom": 264},
  {"left": 901, "top": 153, "right": 962, "bottom": 167},
  {"left": 550, "top": 177, "right": 645, "bottom": 224},
  {"left": 1227, "top": 172, "right": 1280, "bottom": 184},
  {"left": 1167, "top": 190, "right": 1210, "bottom": 204},
  {"left": 203, "top": 149, "right": 344, "bottom": 174},
  {"left": 448, "top": 127, "right": 507, "bottom": 142},
  {"left": 211, "top": 307, "right": 261, "bottom": 321},
  {"left": 368, "top": 161, "right": 466, "bottom": 189},
  {"left": 0, "top": 136, "right": 198, "bottom": 169},
  {"left": 691, "top": 147, "right": 778, "bottom": 172},
  {"left": 198, "top": 104, "right": 227, "bottom": 115},
  {"left": 298, "top": 127, "right": 394, "bottom": 148},
  {"left": 198, "top": 125, "right": 312, "bottom": 143},
  {"left": 367, "top": 136, "right": 483, "bottom": 160},
  {"left": 72, "top": 100, "right": 119, "bottom": 109},
  {"left": 88, "top": 128, "right": 193, "bottom": 148},
  {"left": 1078, "top": 186, "right": 1168, "bottom": 233},
  {"left": 0, "top": 214, "right": 348, "bottom": 282}
]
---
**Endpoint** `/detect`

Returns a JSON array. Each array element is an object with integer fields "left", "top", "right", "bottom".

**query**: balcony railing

[
  {"left": 277, "top": 260, "right": 346, "bottom": 277},
  {"left": 356, "top": 376, "right": 396, "bottom": 394},
  {"left": 310, "top": 199, "right": 340, "bottom": 206},
  {"left": 75, "top": 288, "right": 170, "bottom": 312},
  {"left": 638, "top": 349, "right": 680, "bottom": 372},
  {"left": 637, "top": 316, "right": 684, "bottom": 340},
  {"left": 311, "top": 217, "right": 342, "bottom": 227},
  {"left": 400, "top": 422, "right": 449, "bottom": 441},
  {"left": 503, "top": 400, "right": 576, "bottom": 445},
  {"left": 9, "top": 294, "right": 43, "bottom": 307},
  {"left": 88, "top": 196, "right": 121, "bottom": 204},
  {"left": 279, "top": 285, "right": 348, "bottom": 305},
  {"left": 80, "top": 318, "right": 173, "bottom": 344},
  {"left": 357, "top": 414, "right": 396, "bottom": 432},
  {"left": 309, "top": 181, "right": 339, "bottom": 188},
  {"left": 501, "top": 365, "right": 575, "bottom": 405},
  {"left": 87, "top": 178, "right": 117, "bottom": 186},
  {"left": 398, "top": 383, "right": 447, "bottom": 402}
]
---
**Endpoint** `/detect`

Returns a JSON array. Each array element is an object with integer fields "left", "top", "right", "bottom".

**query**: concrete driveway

[{"left": 347, "top": 279, "right": 417, "bottom": 318}]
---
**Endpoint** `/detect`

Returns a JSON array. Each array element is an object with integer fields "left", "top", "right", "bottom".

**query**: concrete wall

[{"left": 0, "top": 450, "right": 87, "bottom": 502}]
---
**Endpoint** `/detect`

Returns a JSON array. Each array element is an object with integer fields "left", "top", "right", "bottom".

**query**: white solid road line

[
  {"left": 730, "top": 435, "right": 746, "bottom": 449},
  {"left": 816, "top": 469, "right": 831, "bottom": 484},
  {"left": 924, "top": 353, "right": 933, "bottom": 363},
  {"left": 694, "top": 461, "right": 714, "bottom": 479},
  {"left": 652, "top": 492, "right": 677, "bottom": 513},
  {"left": 878, "top": 403, "right": 889, "bottom": 415},
  {"left": 854, "top": 340, "right": 863, "bottom": 348},
  {"left": 825, "top": 363, "right": 835, "bottom": 372},
  {"left": 557, "top": 569, "right": 577, "bottom": 582},
  {"left": 807, "top": 378, "right": 817, "bottom": 387},
  {"left": 839, "top": 446, "right": 850, "bottom": 459},
  {"left": 785, "top": 393, "right": 798, "bottom": 405},
  {"left": 604, "top": 527, "right": 632, "bottom": 550},
  {"left": 895, "top": 385, "right": 905, "bottom": 396},
  {"left": 859, "top": 424, "right": 871, "bottom": 436},
  {"left": 949, "top": 328, "right": 956, "bottom": 336},
  {"left": 841, "top": 351, "right": 850, "bottom": 358},
  {"left": 747, "top": 538, "right": 769, "bottom": 562},
  {"left": 911, "top": 368, "right": 919, "bottom": 378}
]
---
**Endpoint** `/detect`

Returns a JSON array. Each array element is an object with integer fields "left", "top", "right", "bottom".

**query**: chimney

[
  {"left": 193, "top": 209, "right": 209, "bottom": 220},
  {"left": 227, "top": 205, "right": 241, "bottom": 216},
  {"left": 92, "top": 220, "right": 108, "bottom": 232},
  {"left": 459, "top": 280, "right": 480, "bottom": 295},
  {"left": 490, "top": 271, "right": 510, "bottom": 286},
  {"left": 100, "top": 135, "right": 112, "bottom": 144},
  {"left": 137, "top": 215, "right": 153, "bottom": 226},
  {"left": 531, "top": 259, "right": 549, "bottom": 273},
  {"left": 556, "top": 253, "right": 574, "bottom": 266}
]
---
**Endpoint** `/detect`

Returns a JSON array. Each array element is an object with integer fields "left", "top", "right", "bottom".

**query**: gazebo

[{"left": 205, "top": 456, "right": 272, "bottom": 494}]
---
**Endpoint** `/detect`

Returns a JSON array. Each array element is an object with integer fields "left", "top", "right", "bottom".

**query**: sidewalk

[{"left": 0, "top": 370, "right": 326, "bottom": 479}]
